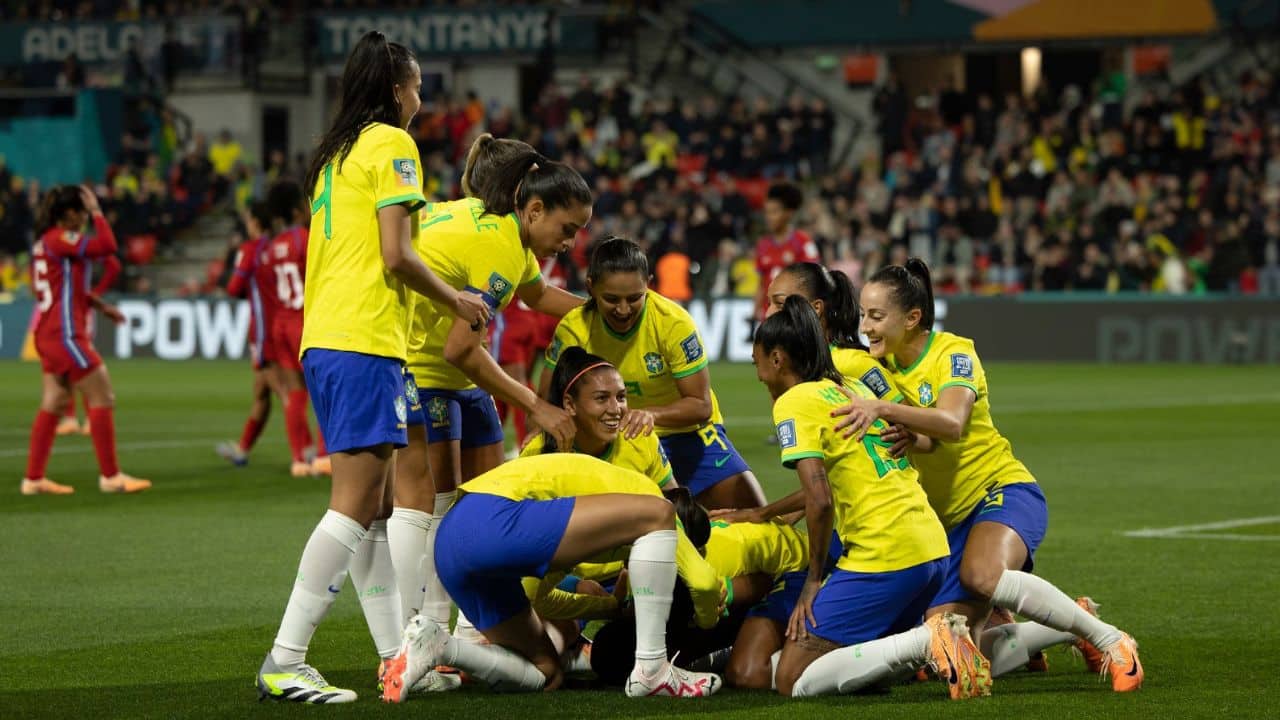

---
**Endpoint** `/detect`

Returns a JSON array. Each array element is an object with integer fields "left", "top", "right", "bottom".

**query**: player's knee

[
  {"left": 637, "top": 496, "right": 676, "bottom": 533},
  {"left": 959, "top": 562, "right": 1001, "bottom": 601},
  {"left": 773, "top": 665, "right": 800, "bottom": 697},
  {"left": 533, "top": 656, "right": 562, "bottom": 689},
  {"left": 725, "top": 655, "right": 771, "bottom": 689}
]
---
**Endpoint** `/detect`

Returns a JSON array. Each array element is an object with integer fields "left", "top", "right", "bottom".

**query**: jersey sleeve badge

[
  {"left": 680, "top": 332, "right": 704, "bottom": 363},
  {"left": 950, "top": 353, "right": 974, "bottom": 379},
  {"left": 775, "top": 419, "right": 797, "bottom": 449},
  {"left": 393, "top": 159, "right": 418, "bottom": 187},
  {"left": 859, "top": 368, "right": 891, "bottom": 398}
]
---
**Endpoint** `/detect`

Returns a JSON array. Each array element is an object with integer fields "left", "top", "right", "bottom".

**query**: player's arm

[
  {"left": 80, "top": 189, "right": 119, "bottom": 257},
  {"left": 91, "top": 254, "right": 121, "bottom": 296},
  {"left": 647, "top": 366, "right": 713, "bottom": 429},
  {"left": 709, "top": 489, "right": 804, "bottom": 525},
  {"left": 378, "top": 204, "right": 488, "bottom": 327},
  {"left": 730, "top": 572, "right": 775, "bottom": 609},
  {"left": 225, "top": 247, "right": 254, "bottom": 298},
  {"left": 516, "top": 276, "right": 582, "bottom": 318},
  {"left": 788, "top": 457, "right": 834, "bottom": 641},
  {"left": 675, "top": 527, "right": 726, "bottom": 629},
  {"left": 831, "top": 386, "right": 975, "bottom": 442},
  {"left": 522, "top": 576, "right": 621, "bottom": 621},
  {"left": 443, "top": 315, "right": 575, "bottom": 449}
]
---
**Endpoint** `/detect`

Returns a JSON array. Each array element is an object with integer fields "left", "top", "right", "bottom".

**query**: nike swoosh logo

[
  {"left": 714, "top": 456, "right": 730, "bottom": 468},
  {"left": 942, "top": 645, "right": 958, "bottom": 685},
  {"left": 1125, "top": 659, "right": 1140, "bottom": 677},
  {"left": 327, "top": 585, "right": 341, "bottom": 594}
]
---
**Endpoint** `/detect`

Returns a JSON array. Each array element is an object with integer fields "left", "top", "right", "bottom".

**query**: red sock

[
  {"left": 87, "top": 406, "right": 120, "bottom": 478},
  {"left": 239, "top": 418, "right": 266, "bottom": 453},
  {"left": 284, "top": 390, "right": 313, "bottom": 463},
  {"left": 25, "top": 410, "right": 60, "bottom": 479}
]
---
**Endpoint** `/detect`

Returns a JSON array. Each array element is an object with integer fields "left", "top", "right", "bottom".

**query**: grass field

[{"left": 2, "top": 359, "right": 1279, "bottom": 719}]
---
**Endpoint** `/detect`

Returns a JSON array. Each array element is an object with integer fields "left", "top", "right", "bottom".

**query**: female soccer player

[
  {"left": 218, "top": 201, "right": 282, "bottom": 467},
  {"left": 543, "top": 237, "right": 764, "bottom": 510},
  {"left": 835, "top": 258, "right": 1144, "bottom": 692},
  {"left": 21, "top": 185, "right": 150, "bottom": 496},
  {"left": 520, "top": 346, "right": 675, "bottom": 489},
  {"left": 56, "top": 254, "right": 119, "bottom": 436},
  {"left": 391, "top": 134, "right": 587, "bottom": 636},
  {"left": 754, "top": 297, "right": 988, "bottom": 699},
  {"left": 255, "top": 31, "right": 489, "bottom": 705},
  {"left": 380, "top": 453, "right": 724, "bottom": 701}
]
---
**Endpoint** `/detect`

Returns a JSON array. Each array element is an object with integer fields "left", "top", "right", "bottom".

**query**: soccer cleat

[
  {"left": 256, "top": 653, "right": 356, "bottom": 704},
  {"left": 80, "top": 420, "right": 92, "bottom": 436},
  {"left": 1073, "top": 597, "right": 1106, "bottom": 673},
  {"left": 925, "top": 612, "right": 993, "bottom": 700},
  {"left": 311, "top": 455, "right": 332, "bottom": 476},
  {"left": 377, "top": 658, "right": 461, "bottom": 694},
  {"left": 55, "top": 417, "right": 81, "bottom": 435},
  {"left": 99, "top": 473, "right": 152, "bottom": 493},
  {"left": 216, "top": 441, "right": 249, "bottom": 467},
  {"left": 20, "top": 477, "right": 75, "bottom": 495},
  {"left": 1101, "top": 633, "right": 1143, "bottom": 692},
  {"left": 985, "top": 606, "right": 1048, "bottom": 672},
  {"left": 382, "top": 616, "right": 451, "bottom": 703},
  {"left": 290, "top": 461, "right": 314, "bottom": 478},
  {"left": 624, "top": 662, "right": 722, "bottom": 698}
]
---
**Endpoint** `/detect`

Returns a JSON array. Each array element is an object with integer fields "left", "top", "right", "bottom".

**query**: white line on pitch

[
  {"left": 1124, "top": 533, "right": 1280, "bottom": 542},
  {"left": 1124, "top": 516, "right": 1280, "bottom": 540}
]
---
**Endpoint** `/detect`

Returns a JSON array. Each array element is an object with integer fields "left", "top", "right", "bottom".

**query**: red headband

[{"left": 566, "top": 362, "right": 614, "bottom": 393}]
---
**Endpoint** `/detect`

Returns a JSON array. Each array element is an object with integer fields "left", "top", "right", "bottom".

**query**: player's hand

[
  {"left": 611, "top": 569, "right": 630, "bottom": 606},
  {"left": 786, "top": 577, "right": 822, "bottom": 641},
  {"left": 78, "top": 185, "right": 101, "bottom": 214},
  {"left": 531, "top": 399, "right": 575, "bottom": 451},
  {"left": 453, "top": 291, "right": 490, "bottom": 330},
  {"left": 708, "top": 507, "right": 765, "bottom": 524},
  {"left": 882, "top": 423, "right": 916, "bottom": 458},
  {"left": 831, "top": 393, "right": 884, "bottom": 441},
  {"left": 619, "top": 408, "right": 655, "bottom": 439},
  {"left": 88, "top": 295, "right": 125, "bottom": 324}
]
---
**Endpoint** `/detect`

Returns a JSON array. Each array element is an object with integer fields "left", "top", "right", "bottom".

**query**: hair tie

[{"left": 565, "top": 362, "right": 613, "bottom": 393}]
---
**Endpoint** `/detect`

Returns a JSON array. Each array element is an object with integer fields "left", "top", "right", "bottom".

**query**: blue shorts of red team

[
  {"left": 409, "top": 386, "right": 505, "bottom": 449},
  {"left": 659, "top": 424, "right": 751, "bottom": 496},
  {"left": 434, "top": 492, "right": 576, "bottom": 631},
  {"left": 807, "top": 558, "right": 947, "bottom": 646},
  {"left": 302, "top": 349, "right": 408, "bottom": 453},
  {"left": 747, "top": 532, "right": 844, "bottom": 623},
  {"left": 931, "top": 482, "right": 1049, "bottom": 607}
]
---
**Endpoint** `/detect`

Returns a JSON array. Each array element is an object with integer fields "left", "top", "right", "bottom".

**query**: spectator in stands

[{"left": 209, "top": 129, "right": 242, "bottom": 198}]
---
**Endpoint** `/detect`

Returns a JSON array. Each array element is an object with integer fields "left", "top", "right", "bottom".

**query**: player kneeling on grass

[
  {"left": 754, "top": 297, "right": 990, "bottom": 699},
  {"left": 380, "top": 453, "right": 726, "bottom": 701}
]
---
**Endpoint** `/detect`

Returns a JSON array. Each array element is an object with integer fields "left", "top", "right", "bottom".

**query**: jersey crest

[
  {"left": 918, "top": 382, "right": 934, "bottom": 406},
  {"left": 427, "top": 396, "right": 449, "bottom": 427},
  {"left": 643, "top": 352, "right": 665, "bottom": 375},
  {"left": 404, "top": 376, "right": 420, "bottom": 407},
  {"left": 546, "top": 336, "right": 563, "bottom": 364},
  {"left": 394, "top": 395, "right": 408, "bottom": 424}
]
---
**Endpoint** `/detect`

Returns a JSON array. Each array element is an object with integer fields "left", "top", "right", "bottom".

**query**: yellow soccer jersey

[
  {"left": 773, "top": 380, "right": 948, "bottom": 574},
  {"left": 302, "top": 123, "right": 426, "bottom": 360},
  {"left": 461, "top": 453, "right": 723, "bottom": 628},
  {"left": 545, "top": 291, "right": 722, "bottom": 436},
  {"left": 520, "top": 432, "right": 674, "bottom": 488},
  {"left": 887, "top": 331, "right": 1036, "bottom": 529},
  {"left": 704, "top": 520, "right": 808, "bottom": 580},
  {"left": 831, "top": 346, "right": 904, "bottom": 402},
  {"left": 407, "top": 198, "right": 541, "bottom": 389}
]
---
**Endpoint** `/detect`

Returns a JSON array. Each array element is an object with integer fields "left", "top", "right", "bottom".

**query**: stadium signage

[
  {"left": 5, "top": 18, "right": 237, "bottom": 66},
  {"left": 317, "top": 9, "right": 589, "bottom": 59},
  {"left": 111, "top": 299, "right": 249, "bottom": 360}
]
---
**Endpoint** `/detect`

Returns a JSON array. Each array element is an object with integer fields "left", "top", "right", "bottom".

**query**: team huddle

[{"left": 22, "top": 31, "right": 1145, "bottom": 706}]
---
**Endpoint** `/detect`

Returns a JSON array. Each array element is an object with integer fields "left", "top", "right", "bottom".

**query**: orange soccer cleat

[
  {"left": 1102, "top": 633, "right": 1144, "bottom": 692},
  {"left": 1073, "top": 597, "right": 1106, "bottom": 673},
  {"left": 55, "top": 417, "right": 81, "bottom": 435},
  {"left": 310, "top": 455, "right": 332, "bottom": 476},
  {"left": 925, "top": 612, "right": 993, "bottom": 700},
  {"left": 290, "top": 461, "right": 314, "bottom": 478},
  {"left": 99, "top": 473, "right": 152, "bottom": 493},
  {"left": 21, "top": 477, "right": 75, "bottom": 495}
]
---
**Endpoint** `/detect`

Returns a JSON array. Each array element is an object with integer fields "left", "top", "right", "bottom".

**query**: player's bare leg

[{"left": 694, "top": 470, "right": 766, "bottom": 512}]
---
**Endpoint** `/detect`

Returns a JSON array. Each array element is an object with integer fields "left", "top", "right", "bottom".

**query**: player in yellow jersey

[
  {"left": 836, "top": 258, "right": 1143, "bottom": 692},
  {"left": 521, "top": 346, "right": 675, "bottom": 488},
  {"left": 256, "top": 31, "right": 489, "bottom": 706},
  {"left": 391, "top": 135, "right": 589, "bottom": 644},
  {"left": 380, "top": 454, "right": 724, "bottom": 701},
  {"left": 754, "top": 297, "right": 990, "bottom": 700},
  {"left": 543, "top": 237, "right": 764, "bottom": 510}
]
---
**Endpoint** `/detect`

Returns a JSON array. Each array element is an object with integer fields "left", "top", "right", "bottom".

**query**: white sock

[
  {"left": 441, "top": 630, "right": 547, "bottom": 691},
  {"left": 770, "top": 650, "right": 782, "bottom": 690},
  {"left": 980, "top": 621, "right": 1076, "bottom": 677},
  {"left": 423, "top": 491, "right": 456, "bottom": 630},
  {"left": 991, "top": 570, "right": 1122, "bottom": 651},
  {"left": 271, "top": 510, "right": 366, "bottom": 669},
  {"left": 453, "top": 611, "right": 486, "bottom": 643},
  {"left": 627, "top": 529, "right": 678, "bottom": 676},
  {"left": 387, "top": 507, "right": 432, "bottom": 624},
  {"left": 564, "top": 641, "right": 593, "bottom": 674},
  {"left": 349, "top": 519, "right": 404, "bottom": 659},
  {"left": 791, "top": 625, "right": 930, "bottom": 697}
]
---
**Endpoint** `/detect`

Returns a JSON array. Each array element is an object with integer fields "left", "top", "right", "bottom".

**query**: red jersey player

[
  {"left": 754, "top": 182, "right": 818, "bottom": 319},
  {"left": 261, "top": 180, "right": 327, "bottom": 477},
  {"left": 56, "top": 252, "right": 122, "bottom": 436},
  {"left": 22, "top": 185, "right": 151, "bottom": 495},
  {"left": 217, "top": 200, "right": 284, "bottom": 467}
]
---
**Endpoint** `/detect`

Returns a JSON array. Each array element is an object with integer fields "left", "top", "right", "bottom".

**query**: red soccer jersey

[
  {"left": 31, "top": 214, "right": 118, "bottom": 345},
  {"left": 227, "top": 235, "right": 272, "bottom": 363},
  {"left": 258, "top": 226, "right": 308, "bottom": 324},
  {"left": 754, "top": 228, "right": 819, "bottom": 315}
]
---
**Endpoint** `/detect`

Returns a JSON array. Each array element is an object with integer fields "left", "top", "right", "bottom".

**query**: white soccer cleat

[
  {"left": 381, "top": 615, "right": 450, "bottom": 703},
  {"left": 624, "top": 661, "right": 722, "bottom": 698},
  {"left": 216, "top": 441, "right": 249, "bottom": 467},
  {"left": 256, "top": 653, "right": 356, "bottom": 704}
]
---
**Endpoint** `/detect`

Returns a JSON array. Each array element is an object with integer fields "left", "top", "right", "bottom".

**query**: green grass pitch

[{"left": 2, "top": 359, "right": 1278, "bottom": 718}]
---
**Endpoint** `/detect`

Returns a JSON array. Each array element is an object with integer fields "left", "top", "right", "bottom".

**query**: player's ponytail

[
  {"left": 246, "top": 199, "right": 273, "bottom": 238},
  {"left": 306, "top": 30, "right": 418, "bottom": 193},
  {"left": 513, "top": 161, "right": 592, "bottom": 215},
  {"left": 461, "top": 133, "right": 538, "bottom": 203},
  {"left": 266, "top": 179, "right": 305, "bottom": 228},
  {"left": 667, "top": 487, "right": 710, "bottom": 550},
  {"left": 869, "top": 258, "right": 935, "bottom": 331},
  {"left": 778, "top": 262, "right": 865, "bottom": 350},
  {"left": 584, "top": 236, "right": 649, "bottom": 313},
  {"left": 542, "top": 346, "right": 614, "bottom": 452},
  {"left": 755, "top": 295, "right": 843, "bottom": 386},
  {"left": 36, "top": 185, "right": 84, "bottom": 235}
]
